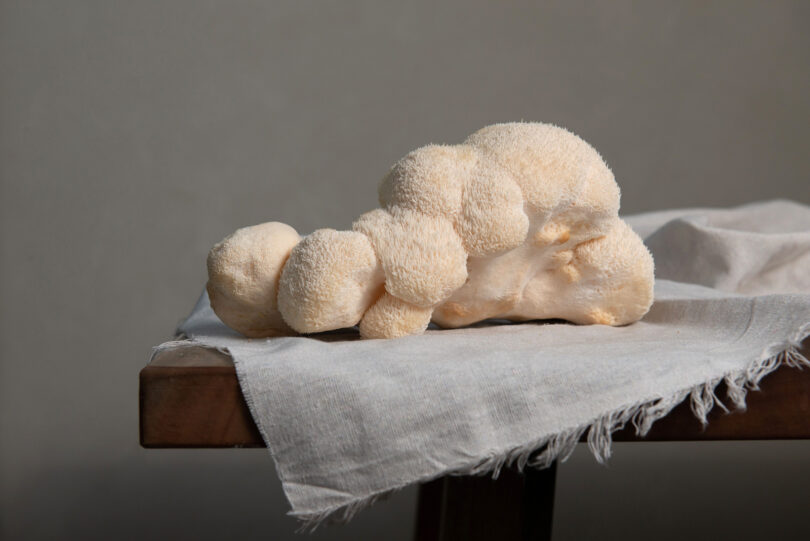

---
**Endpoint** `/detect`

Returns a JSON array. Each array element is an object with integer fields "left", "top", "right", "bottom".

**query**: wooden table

[{"left": 140, "top": 341, "right": 810, "bottom": 540}]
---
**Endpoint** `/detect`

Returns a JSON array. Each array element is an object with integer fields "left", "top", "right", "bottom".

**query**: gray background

[{"left": 1, "top": 1, "right": 808, "bottom": 539}]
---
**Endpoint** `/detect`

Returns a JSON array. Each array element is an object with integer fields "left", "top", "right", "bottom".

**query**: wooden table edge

[{"left": 139, "top": 342, "right": 810, "bottom": 448}]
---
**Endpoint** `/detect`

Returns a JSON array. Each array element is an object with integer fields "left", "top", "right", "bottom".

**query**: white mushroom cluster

[{"left": 207, "top": 122, "right": 655, "bottom": 339}]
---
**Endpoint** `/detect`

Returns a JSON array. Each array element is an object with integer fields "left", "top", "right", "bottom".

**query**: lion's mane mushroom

[{"left": 206, "top": 122, "right": 655, "bottom": 339}]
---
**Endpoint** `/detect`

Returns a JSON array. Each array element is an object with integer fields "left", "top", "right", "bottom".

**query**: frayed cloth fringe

[{"left": 293, "top": 322, "right": 810, "bottom": 531}]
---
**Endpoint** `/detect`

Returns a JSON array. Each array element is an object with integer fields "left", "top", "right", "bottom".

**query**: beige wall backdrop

[{"left": 2, "top": 1, "right": 808, "bottom": 539}]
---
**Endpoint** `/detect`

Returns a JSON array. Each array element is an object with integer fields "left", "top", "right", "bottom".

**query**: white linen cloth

[{"left": 168, "top": 200, "right": 810, "bottom": 526}]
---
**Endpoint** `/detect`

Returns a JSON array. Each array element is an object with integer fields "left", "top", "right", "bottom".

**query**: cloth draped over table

[{"left": 163, "top": 200, "right": 810, "bottom": 527}]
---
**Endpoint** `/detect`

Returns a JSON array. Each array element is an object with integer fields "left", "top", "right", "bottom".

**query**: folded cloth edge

[{"left": 154, "top": 320, "right": 810, "bottom": 531}]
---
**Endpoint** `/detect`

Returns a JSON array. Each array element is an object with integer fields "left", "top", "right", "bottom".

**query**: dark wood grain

[
  {"left": 140, "top": 346, "right": 263, "bottom": 448},
  {"left": 140, "top": 342, "right": 809, "bottom": 448}
]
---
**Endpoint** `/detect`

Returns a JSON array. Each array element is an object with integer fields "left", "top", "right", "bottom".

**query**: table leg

[{"left": 414, "top": 462, "right": 557, "bottom": 541}]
